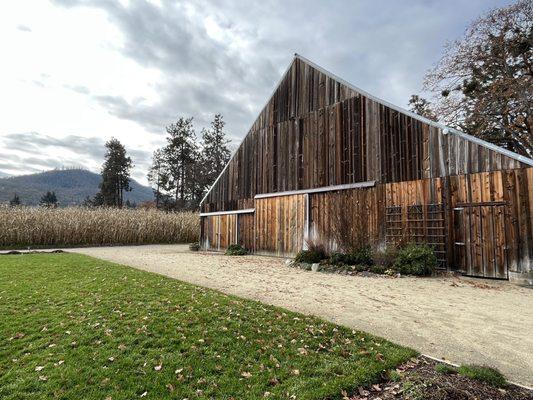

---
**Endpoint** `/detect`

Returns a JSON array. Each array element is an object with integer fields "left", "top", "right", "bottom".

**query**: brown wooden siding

[
  {"left": 449, "top": 168, "right": 533, "bottom": 275},
  {"left": 202, "top": 167, "right": 532, "bottom": 277},
  {"left": 200, "top": 56, "right": 533, "bottom": 279},
  {"left": 308, "top": 186, "right": 384, "bottom": 252},
  {"left": 237, "top": 213, "right": 255, "bottom": 252},
  {"left": 202, "top": 57, "right": 527, "bottom": 213},
  {"left": 201, "top": 214, "right": 237, "bottom": 251},
  {"left": 254, "top": 194, "right": 306, "bottom": 256}
]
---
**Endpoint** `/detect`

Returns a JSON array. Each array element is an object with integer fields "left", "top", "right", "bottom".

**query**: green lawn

[{"left": 0, "top": 254, "right": 416, "bottom": 399}]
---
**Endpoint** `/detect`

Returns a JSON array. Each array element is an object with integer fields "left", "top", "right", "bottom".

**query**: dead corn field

[{"left": 0, "top": 206, "right": 199, "bottom": 248}]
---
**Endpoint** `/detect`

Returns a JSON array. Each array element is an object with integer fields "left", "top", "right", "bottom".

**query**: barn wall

[
  {"left": 200, "top": 214, "right": 237, "bottom": 251},
  {"left": 202, "top": 167, "right": 532, "bottom": 280},
  {"left": 383, "top": 177, "right": 448, "bottom": 268},
  {"left": 201, "top": 57, "right": 528, "bottom": 213},
  {"left": 199, "top": 56, "right": 533, "bottom": 281},
  {"left": 308, "top": 186, "right": 384, "bottom": 252},
  {"left": 449, "top": 167, "right": 533, "bottom": 276},
  {"left": 254, "top": 194, "right": 306, "bottom": 256},
  {"left": 237, "top": 213, "right": 255, "bottom": 252}
]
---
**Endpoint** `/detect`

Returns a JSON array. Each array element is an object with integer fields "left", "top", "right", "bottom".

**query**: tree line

[
  {"left": 409, "top": 0, "right": 532, "bottom": 158},
  {"left": 82, "top": 113, "right": 231, "bottom": 210},
  {"left": 147, "top": 113, "right": 231, "bottom": 210}
]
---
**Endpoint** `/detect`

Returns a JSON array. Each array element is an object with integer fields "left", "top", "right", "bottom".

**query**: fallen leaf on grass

[
  {"left": 35, "top": 366, "right": 44, "bottom": 371},
  {"left": 10, "top": 332, "right": 25, "bottom": 340},
  {"left": 154, "top": 364, "right": 162, "bottom": 371},
  {"left": 241, "top": 371, "right": 252, "bottom": 378}
]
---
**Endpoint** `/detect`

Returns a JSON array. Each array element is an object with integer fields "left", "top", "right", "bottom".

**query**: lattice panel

[{"left": 386, "top": 203, "right": 446, "bottom": 268}]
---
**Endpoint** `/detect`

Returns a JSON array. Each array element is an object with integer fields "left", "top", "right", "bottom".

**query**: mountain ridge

[{"left": 0, "top": 169, "right": 154, "bottom": 206}]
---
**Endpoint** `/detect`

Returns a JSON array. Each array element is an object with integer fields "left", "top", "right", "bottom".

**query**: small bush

[
  {"left": 393, "top": 243, "right": 437, "bottom": 276},
  {"left": 369, "top": 264, "right": 386, "bottom": 274},
  {"left": 295, "top": 249, "right": 326, "bottom": 264},
  {"left": 458, "top": 365, "right": 507, "bottom": 388},
  {"left": 328, "top": 246, "right": 373, "bottom": 266},
  {"left": 225, "top": 244, "right": 247, "bottom": 256},
  {"left": 373, "top": 245, "right": 398, "bottom": 269},
  {"left": 435, "top": 363, "right": 457, "bottom": 375},
  {"left": 328, "top": 252, "right": 351, "bottom": 266}
]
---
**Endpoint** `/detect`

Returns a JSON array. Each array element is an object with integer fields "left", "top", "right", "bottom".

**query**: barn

[{"left": 199, "top": 54, "right": 533, "bottom": 283}]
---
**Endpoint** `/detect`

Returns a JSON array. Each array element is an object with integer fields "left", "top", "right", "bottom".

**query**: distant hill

[{"left": 0, "top": 169, "right": 154, "bottom": 206}]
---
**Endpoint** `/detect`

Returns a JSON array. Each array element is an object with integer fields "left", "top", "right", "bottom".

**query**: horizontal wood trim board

[
  {"left": 254, "top": 181, "right": 376, "bottom": 199},
  {"left": 199, "top": 208, "right": 255, "bottom": 217}
]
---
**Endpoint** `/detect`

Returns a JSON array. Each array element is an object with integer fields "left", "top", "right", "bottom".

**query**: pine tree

[
  {"left": 98, "top": 138, "right": 133, "bottom": 207},
  {"left": 201, "top": 114, "right": 231, "bottom": 186},
  {"left": 163, "top": 117, "right": 197, "bottom": 209},
  {"left": 40, "top": 191, "right": 58, "bottom": 207},
  {"left": 147, "top": 148, "right": 166, "bottom": 209},
  {"left": 9, "top": 193, "right": 21, "bottom": 206}
]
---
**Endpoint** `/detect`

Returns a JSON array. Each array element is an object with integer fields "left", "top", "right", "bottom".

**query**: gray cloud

[
  {"left": 0, "top": 132, "right": 152, "bottom": 180},
  {"left": 51, "top": 0, "right": 514, "bottom": 142},
  {"left": 17, "top": 24, "right": 32, "bottom": 32},
  {"left": 2, "top": 131, "right": 105, "bottom": 159}
]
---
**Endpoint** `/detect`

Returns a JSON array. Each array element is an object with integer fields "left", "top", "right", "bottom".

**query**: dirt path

[{"left": 71, "top": 244, "right": 533, "bottom": 387}]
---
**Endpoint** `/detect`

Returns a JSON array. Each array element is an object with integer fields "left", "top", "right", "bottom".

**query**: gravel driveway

[{"left": 72, "top": 244, "right": 533, "bottom": 387}]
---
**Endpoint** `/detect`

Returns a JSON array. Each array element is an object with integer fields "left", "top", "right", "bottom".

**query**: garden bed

[{"left": 350, "top": 356, "right": 532, "bottom": 400}]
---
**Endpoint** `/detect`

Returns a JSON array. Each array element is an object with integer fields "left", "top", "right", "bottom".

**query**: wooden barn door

[{"left": 453, "top": 202, "right": 509, "bottom": 279}]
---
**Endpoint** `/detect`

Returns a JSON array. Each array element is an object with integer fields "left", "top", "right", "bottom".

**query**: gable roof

[{"left": 200, "top": 54, "right": 533, "bottom": 206}]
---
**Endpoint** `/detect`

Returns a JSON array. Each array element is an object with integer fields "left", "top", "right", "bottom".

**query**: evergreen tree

[
  {"left": 98, "top": 138, "right": 133, "bottom": 207},
  {"left": 147, "top": 148, "right": 166, "bottom": 209},
  {"left": 200, "top": 114, "right": 231, "bottom": 197},
  {"left": 163, "top": 117, "right": 197, "bottom": 209},
  {"left": 9, "top": 193, "right": 21, "bottom": 206},
  {"left": 82, "top": 195, "right": 94, "bottom": 207},
  {"left": 40, "top": 191, "right": 58, "bottom": 207}
]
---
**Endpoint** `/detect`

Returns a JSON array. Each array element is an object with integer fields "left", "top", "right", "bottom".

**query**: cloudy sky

[{"left": 0, "top": 0, "right": 515, "bottom": 184}]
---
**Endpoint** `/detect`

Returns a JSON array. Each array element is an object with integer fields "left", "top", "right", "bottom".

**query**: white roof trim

[
  {"left": 255, "top": 181, "right": 376, "bottom": 199},
  {"left": 200, "top": 54, "right": 533, "bottom": 207},
  {"left": 199, "top": 208, "right": 255, "bottom": 217}
]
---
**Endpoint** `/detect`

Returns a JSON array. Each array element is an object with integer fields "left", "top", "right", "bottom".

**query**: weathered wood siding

[
  {"left": 201, "top": 57, "right": 528, "bottom": 213},
  {"left": 201, "top": 214, "right": 237, "bottom": 251},
  {"left": 309, "top": 186, "right": 384, "bottom": 252},
  {"left": 449, "top": 167, "right": 533, "bottom": 275},
  {"left": 237, "top": 213, "right": 255, "bottom": 252},
  {"left": 384, "top": 178, "right": 447, "bottom": 267},
  {"left": 254, "top": 194, "right": 306, "bottom": 256}
]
